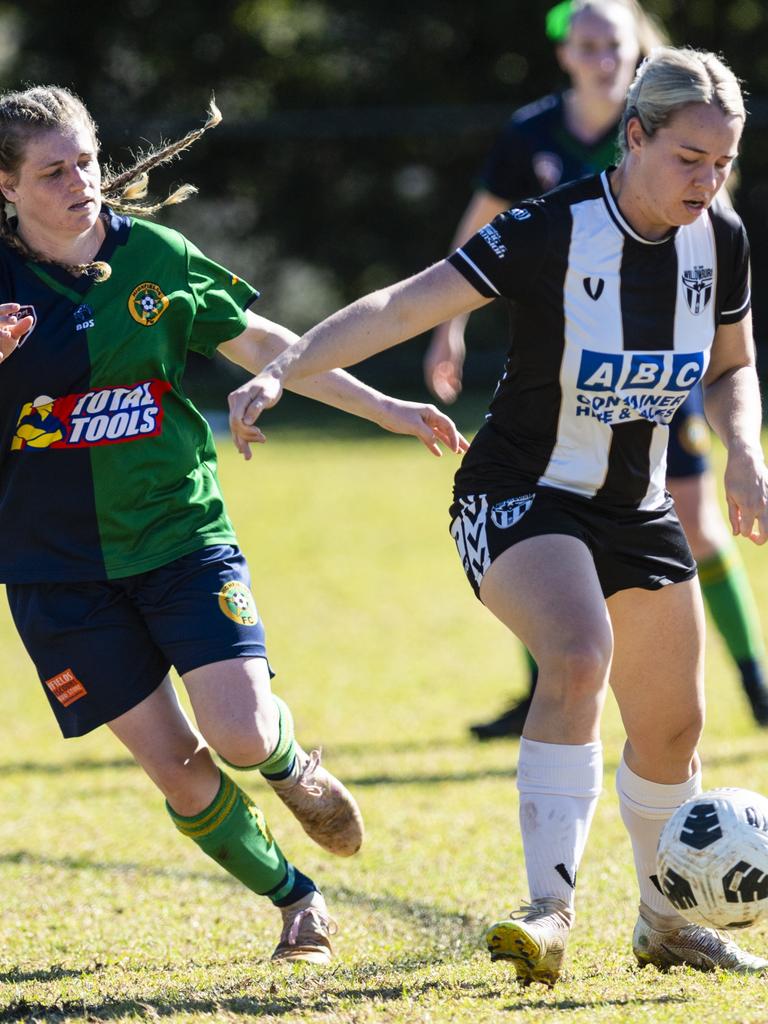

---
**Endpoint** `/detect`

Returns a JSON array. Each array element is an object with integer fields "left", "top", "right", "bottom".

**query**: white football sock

[
  {"left": 616, "top": 754, "right": 702, "bottom": 924},
  {"left": 517, "top": 738, "right": 603, "bottom": 909}
]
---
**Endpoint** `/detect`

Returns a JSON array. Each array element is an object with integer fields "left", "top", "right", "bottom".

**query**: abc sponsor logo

[{"left": 574, "top": 349, "right": 705, "bottom": 426}]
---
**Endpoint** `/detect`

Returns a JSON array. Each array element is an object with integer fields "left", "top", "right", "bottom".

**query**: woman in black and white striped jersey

[{"left": 227, "top": 47, "right": 768, "bottom": 985}]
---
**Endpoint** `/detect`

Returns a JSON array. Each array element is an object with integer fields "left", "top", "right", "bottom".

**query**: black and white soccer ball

[{"left": 656, "top": 787, "right": 768, "bottom": 929}]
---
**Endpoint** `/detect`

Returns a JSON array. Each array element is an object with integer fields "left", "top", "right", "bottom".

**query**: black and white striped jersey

[{"left": 449, "top": 170, "right": 750, "bottom": 511}]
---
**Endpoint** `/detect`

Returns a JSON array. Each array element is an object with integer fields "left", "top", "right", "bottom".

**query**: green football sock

[
  {"left": 167, "top": 770, "right": 297, "bottom": 902},
  {"left": 258, "top": 695, "right": 297, "bottom": 777},
  {"left": 698, "top": 543, "right": 766, "bottom": 664},
  {"left": 217, "top": 694, "right": 297, "bottom": 777}
]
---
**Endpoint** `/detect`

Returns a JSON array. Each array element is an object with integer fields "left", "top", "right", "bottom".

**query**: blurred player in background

[
  {"left": 423, "top": 0, "right": 768, "bottom": 738},
  {"left": 0, "top": 86, "right": 465, "bottom": 965}
]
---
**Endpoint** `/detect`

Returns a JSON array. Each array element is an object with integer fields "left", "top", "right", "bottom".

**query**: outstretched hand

[
  {"left": 0, "top": 303, "right": 34, "bottom": 363},
  {"left": 724, "top": 448, "right": 768, "bottom": 544},
  {"left": 376, "top": 397, "right": 469, "bottom": 456},
  {"left": 228, "top": 373, "right": 283, "bottom": 460}
]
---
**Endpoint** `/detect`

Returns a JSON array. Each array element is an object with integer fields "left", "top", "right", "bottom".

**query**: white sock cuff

[
  {"left": 616, "top": 755, "right": 702, "bottom": 819},
  {"left": 517, "top": 738, "right": 603, "bottom": 798}
]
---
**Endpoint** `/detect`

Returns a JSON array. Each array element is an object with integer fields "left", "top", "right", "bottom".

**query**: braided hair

[{"left": 0, "top": 85, "right": 221, "bottom": 281}]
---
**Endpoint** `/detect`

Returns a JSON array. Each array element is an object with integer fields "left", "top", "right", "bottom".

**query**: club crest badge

[
  {"left": 491, "top": 494, "right": 535, "bottom": 529},
  {"left": 218, "top": 580, "right": 259, "bottom": 626},
  {"left": 128, "top": 282, "right": 169, "bottom": 326},
  {"left": 681, "top": 265, "right": 713, "bottom": 315}
]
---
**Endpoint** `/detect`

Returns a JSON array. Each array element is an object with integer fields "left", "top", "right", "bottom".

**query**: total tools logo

[{"left": 11, "top": 379, "right": 171, "bottom": 451}]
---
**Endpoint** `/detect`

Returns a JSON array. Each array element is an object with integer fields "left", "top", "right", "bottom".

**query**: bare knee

[
  {"left": 146, "top": 745, "right": 221, "bottom": 816},
  {"left": 628, "top": 712, "right": 704, "bottom": 777},
  {"left": 202, "top": 701, "right": 279, "bottom": 769},
  {"left": 537, "top": 636, "right": 612, "bottom": 703}
]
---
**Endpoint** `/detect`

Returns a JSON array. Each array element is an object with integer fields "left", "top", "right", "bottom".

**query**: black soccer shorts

[{"left": 449, "top": 485, "right": 697, "bottom": 600}]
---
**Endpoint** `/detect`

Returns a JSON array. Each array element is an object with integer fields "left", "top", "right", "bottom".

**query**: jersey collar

[
  {"left": 600, "top": 169, "right": 678, "bottom": 246},
  {"left": 12, "top": 207, "right": 132, "bottom": 294}
]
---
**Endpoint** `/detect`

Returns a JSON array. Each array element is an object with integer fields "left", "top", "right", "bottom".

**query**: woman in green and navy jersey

[{"left": 0, "top": 85, "right": 466, "bottom": 964}]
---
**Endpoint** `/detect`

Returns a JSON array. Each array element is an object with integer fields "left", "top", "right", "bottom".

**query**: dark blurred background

[{"left": 8, "top": 0, "right": 768, "bottom": 417}]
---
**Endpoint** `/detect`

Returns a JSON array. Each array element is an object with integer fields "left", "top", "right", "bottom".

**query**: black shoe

[
  {"left": 745, "top": 686, "right": 768, "bottom": 727},
  {"left": 738, "top": 660, "right": 768, "bottom": 727},
  {"left": 469, "top": 696, "right": 533, "bottom": 741}
]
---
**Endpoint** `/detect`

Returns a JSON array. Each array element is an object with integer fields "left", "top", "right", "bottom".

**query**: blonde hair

[
  {"left": 566, "top": 0, "right": 667, "bottom": 58},
  {"left": 0, "top": 85, "right": 221, "bottom": 280},
  {"left": 619, "top": 47, "right": 746, "bottom": 156}
]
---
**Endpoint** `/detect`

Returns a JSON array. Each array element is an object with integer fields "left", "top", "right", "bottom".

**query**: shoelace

[
  {"left": 680, "top": 923, "right": 739, "bottom": 951},
  {"left": 510, "top": 898, "right": 569, "bottom": 922},
  {"left": 295, "top": 748, "right": 324, "bottom": 798}
]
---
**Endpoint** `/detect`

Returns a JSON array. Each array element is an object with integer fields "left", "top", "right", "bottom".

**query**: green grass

[{"left": 2, "top": 429, "right": 768, "bottom": 1023}]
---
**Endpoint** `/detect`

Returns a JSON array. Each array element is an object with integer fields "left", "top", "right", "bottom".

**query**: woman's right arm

[{"left": 227, "top": 260, "right": 490, "bottom": 451}]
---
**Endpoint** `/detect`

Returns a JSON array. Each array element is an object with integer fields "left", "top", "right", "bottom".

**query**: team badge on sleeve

[{"left": 128, "top": 282, "right": 169, "bottom": 326}]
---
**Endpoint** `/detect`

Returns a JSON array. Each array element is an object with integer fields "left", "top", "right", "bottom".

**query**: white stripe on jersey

[{"left": 452, "top": 250, "right": 501, "bottom": 296}]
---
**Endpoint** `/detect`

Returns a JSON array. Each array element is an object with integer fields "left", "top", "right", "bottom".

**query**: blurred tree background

[{"left": 4, "top": 0, "right": 768, "bottom": 402}]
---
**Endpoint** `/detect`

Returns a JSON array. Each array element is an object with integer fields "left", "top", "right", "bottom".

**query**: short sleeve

[
  {"left": 185, "top": 239, "right": 259, "bottom": 357},
  {"left": 715, "top": 212, "right": 751, "bottom": 326},
  {"left": 477, "top": 121, "right": 539, "bottom": 202},
  {"left": 447, "top": 201, "right": 549, "bottom": 301}
]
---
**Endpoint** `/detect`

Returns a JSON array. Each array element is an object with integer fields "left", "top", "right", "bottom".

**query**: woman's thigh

[{"left": 479, "top": 533, "right": 613, "bottom": 743}]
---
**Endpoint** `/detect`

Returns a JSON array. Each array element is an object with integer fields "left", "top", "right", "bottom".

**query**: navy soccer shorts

[
  {"left": 6, "top": 544, "right": 271, "bottom": 738},
  {"left": 667, "top": 384, "right": 710, "bottom": 479},
  {"left": 449, "top": 487, "right": 697, "bottom": 601}
]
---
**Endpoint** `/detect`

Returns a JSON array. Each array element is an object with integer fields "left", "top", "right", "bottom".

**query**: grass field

[{"left": 2, "top": 422, "right": 768, "bottom": 1023}]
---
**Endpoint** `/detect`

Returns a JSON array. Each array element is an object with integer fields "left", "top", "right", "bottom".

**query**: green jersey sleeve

[{"left": 185, "top": 238, "right": 259, "bottom": 357}]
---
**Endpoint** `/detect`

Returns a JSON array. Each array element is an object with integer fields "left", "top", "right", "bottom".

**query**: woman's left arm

[
  {"left": 703, "top": 312, "right": 768, "bottom": 544},
  {"left": 218, "top": 310, "right": 468, "bottom": 460}
]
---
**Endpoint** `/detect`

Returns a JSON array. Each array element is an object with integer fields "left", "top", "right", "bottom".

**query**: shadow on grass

[
  {"left": 0, "top": 850, "right": 479, "bottom": 938},
  {"left": 0, "top": 978, "right": 692, "bottom": 1022},
  {"left": 0, "top": 740, "right": 762, "bottom": 790},
  {"left": 0, "top": 758, "right": 136, "bottom": 776},
  {"left": 0, "top": 965, "right": 91, "bottom": 984}
]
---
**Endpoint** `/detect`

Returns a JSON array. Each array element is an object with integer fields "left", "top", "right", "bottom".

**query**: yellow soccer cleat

[{"left": 485, "top": 897, "right": 574, "bottom": 987}]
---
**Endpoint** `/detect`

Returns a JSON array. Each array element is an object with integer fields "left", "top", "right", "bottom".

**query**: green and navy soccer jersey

[{"left": 0, "top": 210, "right": 258, "bottom": 582}]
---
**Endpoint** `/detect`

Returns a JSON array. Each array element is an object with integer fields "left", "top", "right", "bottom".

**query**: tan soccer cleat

[
  {"left": 271, "top": 890, "right": 337, "bottom": 964},
  {"left": 266, "top": 744, "right": 364, "bottom": 857},
  {"left": 485, "top": 897, "right": 574, "bottom": 987},
  {"left": 633, "top": 903, "right": 768, "bottom": 973}
]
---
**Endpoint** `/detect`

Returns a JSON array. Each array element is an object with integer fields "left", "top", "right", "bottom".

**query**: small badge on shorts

[
  {"left": 44, "top": 667, "right": 87, "bottom": 707},
  {"left": 491, "top": 494, "right": 535, "bottom": 529},
  {"left": 218, "top": 580, "right": 259, "bottom": 626}
]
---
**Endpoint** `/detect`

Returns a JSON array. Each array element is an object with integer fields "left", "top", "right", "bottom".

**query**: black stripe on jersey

[
  {"left": 619, "top": 240, "right": 678, "bottom": 351},
  {"left": 710, "top": 203, "right": 751, "bottom": 326},
  {"left": 594, "top": 418, "right": 655, "bottom": 506}
]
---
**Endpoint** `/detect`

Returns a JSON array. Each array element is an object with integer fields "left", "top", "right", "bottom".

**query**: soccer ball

[{"left": 656, "top": 788, "right": 768, "bottom": 929}]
